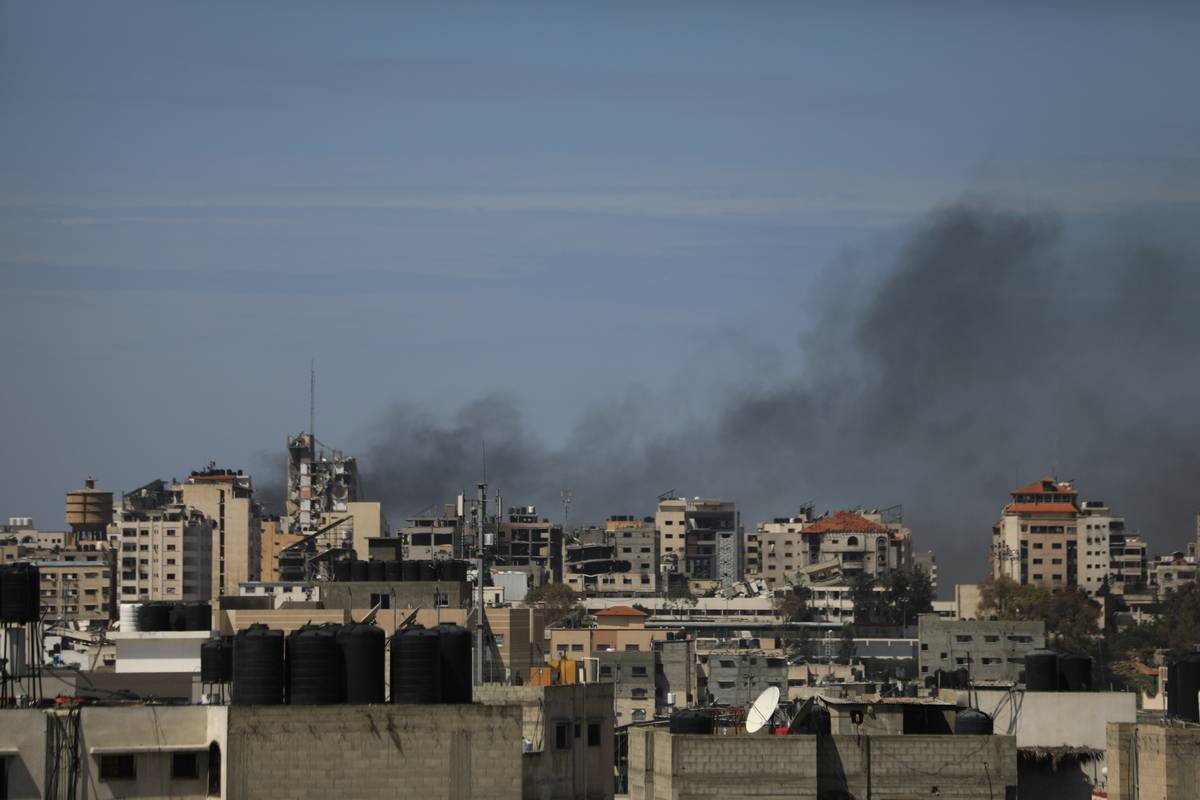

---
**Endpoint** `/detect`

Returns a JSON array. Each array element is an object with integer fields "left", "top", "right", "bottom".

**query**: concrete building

[
  {"left": 702, "top": 649, "right": 788, "bottom": 706},
  {"left": 257, "top": 515, "right": 302, "bottom": 583},
  {"left": 1105, "top": 721, "right": 1200, "bottom": 800},
  {"left": 496, "top": 505, "right": 563, "bottom": 586},
  {"left": 655, "top": 496, "right": 741, "bottom": 585},
  {"left": 598, "top": 650, "right": 657, "bottom": 724},
  {"left": 917, "top": 614, "right": 1045, "bottom": 684},
  {"left": 1150, "top": 551, "right": 1199, "bottom": 597},
  {"left": 913, "top": 549, "right": 937, "bottom": 594},
  {"left": 109, "top": 481, "right": 213, "bottom": 603},
  {"left": 33, "top": 556, "right": 113, "bottom": 624},
  {"left": 401, "top": 502, "right": 462, "bottom": 560},
  {"left": 749, "top": 510, "right": 910, "bottom": 589},
  {"left": 626, "top": 725, "right": 1018, "bottom": 800},
  {"left": 564, "top": 517, "right": 658, "bottom": 596},
  {"left": 993, "top": 478, "right": 1148, "bottom": 594},
  {"left": 285, "top": 431, "right": 360, "bottom": 536},
  {"left": 482, "top": 604, "right": 546, "bottom": 683},
  {"left": 175, "top": 466, "right": 263, "bottom": 598}
]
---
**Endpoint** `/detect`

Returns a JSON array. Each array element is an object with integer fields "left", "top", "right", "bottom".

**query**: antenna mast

[{"left": 309, "top": 360, "right": 317, "bottom": 459}]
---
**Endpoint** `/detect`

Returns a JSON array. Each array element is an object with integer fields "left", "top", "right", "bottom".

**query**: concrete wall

[
  {"left": 626, "top": 731, "right": 1017, "bottom": 800},
  {"left": 476, "top": 683, "right": 615, "bottom": 800},
  {"left": 225, "top": 704, "right": 524, "bottom": 800},
  {"left": 1106, "top": 722, "right": 1200, "bottom": 800},
  {"left": 0, "top": 709, "right": 48, "bottom": 798},
  {"left": 977, "top": 688, "right": 1136, "bottom": 750},
  {"left": 917, "top": 615, "right": 1045, "bottom": 683}
]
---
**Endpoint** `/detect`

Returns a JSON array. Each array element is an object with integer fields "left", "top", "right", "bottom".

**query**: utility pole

[{"left": 474, "top": 481, "right": 487, "bottom": 686}]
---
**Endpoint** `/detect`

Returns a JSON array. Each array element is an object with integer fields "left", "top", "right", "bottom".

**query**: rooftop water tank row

[
  {"left": 229, "top": 622, "right": 471, "bottom": 706},
  {"left": 1023, "top": 650, "right": 1094, "bottom": 692},
  {"left": 331, "top": 559, "right": 470, "bottom": 583},
  {"left": 0, "top": 564, "right": 40, "bottom": 623},
  {"left": 1167, "top": 654, "right": 1200, "bottom": 723},
  {"left": 136, "top": 602, "right": 212, "bottom": 632}
]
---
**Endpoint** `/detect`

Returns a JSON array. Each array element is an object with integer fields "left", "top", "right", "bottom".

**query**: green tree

[
  {"left": 978, "top": 576, "right": 1100, "bottom": 652},
  {"left": 883, "top": 568, "right": 935, "bottom": 627},
  {"left": 525, "top": 583, "right": 581, "bottom": 626}
]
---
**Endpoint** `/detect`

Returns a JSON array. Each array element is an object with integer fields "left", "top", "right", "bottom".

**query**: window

[
  {"left": 624, "top": 644, "right": 640, "bottom": 652},
  {"left": 631, "top": 666, "right": 647, "bottom": 677},
  {"left": 920, "top": 643, "right": 928, "bottom": 651},
  {"left": 172, "top": 752, "right": 199, "bottom": 780},
  {"left": 632, "top": 709, "right": 646, "bottom": 721},
  {"left": 554, "top": 722, "right": 570, "bottom": 750},
  {"left": 984, "top": 635, "right": 999, "bottom": 643},
  {"left": 954, "top": 635, "right": 972, "bottom": 643},
  {"left": 492, "top": 633, "right": 505, "bottom": 647},
  {"left": 719, "top": 659, "right": 736, "bottom": 669},
  {"left": 632, "top": 688, "right": 647, "bottom": 699},
  {"left": 369, "top": 593, "right": 391, "bottom": 609},
  {"left": 100, "top": 754, "right": 137, "bottom": 780},
  {"left": 587, "top": 722, "right": 601, "bottom": 747},
  {"left": 570, "top": 643, "right": 584, "bottom": 652},
  {"left": 717, "top": 680, "right": 735, "bottom": 689}
]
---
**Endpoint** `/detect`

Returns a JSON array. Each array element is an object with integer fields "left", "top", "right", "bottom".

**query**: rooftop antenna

[
  {"left": 561, "top": 489, "right": 573, "bottom": 533},
  {"left": 309, "top": 359, "right": 317, "bottom": 459}
]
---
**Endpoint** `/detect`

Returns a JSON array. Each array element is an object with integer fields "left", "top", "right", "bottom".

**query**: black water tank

[
  {"left": 904, "top": 683, "right": 919, "bottom": 698},
  {"left": 201, "top": 638, "right": 233, "bottom": 683},
  {"left": 446, "top": 561, "right": 468, "bottom": 582},
  {"left": 402, "top": 560, "right": 421, "bottom": 582},
  {"left": 139, "top": 602, "right": 172, "bottom": 632},
  {"left": 955, "top": 709, "right": 993, "bottom": 735},
  {"left": 368, "top": 560, "right": 387, "bottom": 582},
  {"left": 1058, "top": 654, "right": 1093, "bottom": 692},
  {"left": 437, "top": 624, "right": 473, "bottom": 703},
  {"left": 287, "top": 624, "right": 344, "bottom": 705},
  {"left": 232, "top": 624, "right": 285, "bottom": 705},
  {"left": 669, "top": 709, "right": 713, "bottom": 734},
  {"left": 391, "top": 624, "right": 441, "bottom": 704},
  {"left": 1173, "top": 654, "right": 1200, "bottom": 723},
  {"left": 0, "top": 564, "right": 39, "bottom": 623},
  {"left": 385, "top": 560, "right": 403, "bottom": 582},
  {"left": 1024, "top": 650, "right": 1059, "bottom": 691},
  {"left": 338, "top": 623, "right": 385, "bottom": 703},
  {"left": 351, "top": 560, "right": 370, "bottom": 582},
  {"left": 332, "top": 560, "right": 352, "bottom": 582},
  {"left": 434, "top": 559, "right": 451, "bottom": 581},
  {"left": 419, "top": 561, "right": 437, "bottom": 582},
  {"left": 174, "top": 602, "right": 210, "bottom": 632},
  {"left": 1167, "top": 660, "right": 1180, "bottom": 717}
]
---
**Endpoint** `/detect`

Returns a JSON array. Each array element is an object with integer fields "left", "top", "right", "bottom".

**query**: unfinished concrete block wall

[
  {"left": 1106, "top": 723, "right": 1200, "bottom": 800},
  {"left": 225, "top": 704, "right": 524, "bottom": 800},
  {"left": 651, "top": 730, "right": 819, "bottom": 800},
  {"left": 867, "top": 735, "right": 1018, "bottom": 800}
]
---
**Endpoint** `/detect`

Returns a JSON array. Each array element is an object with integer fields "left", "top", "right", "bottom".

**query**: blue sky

[{"left": 2, "top": 2, "right": 1198, "bottom": 582}]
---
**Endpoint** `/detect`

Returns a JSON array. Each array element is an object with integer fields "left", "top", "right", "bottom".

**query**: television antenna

[{"left": 745, "top": 685, "right": 781, "bottom": 734}]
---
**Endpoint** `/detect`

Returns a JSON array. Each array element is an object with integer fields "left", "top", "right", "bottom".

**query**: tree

[
  {"left": 977, "top": 576, "right": 1100, "bottom": 652},
  {"left": 525, "top": 583, "right": 581, "bottom": 626},
  {"left": 883, "top": 568, "right": 935, "bottom": 627},
  {"left": 775, "top": 585, "right": 815, "bottom": 662}
]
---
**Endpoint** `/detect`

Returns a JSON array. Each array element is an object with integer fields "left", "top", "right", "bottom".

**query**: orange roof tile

[
  {"left": 1011, "top": 478, "right": 1078, "bottom": 497},
  {"left": 803, "top": 511, "right": 891, "bottom": 534},
  {"left": 594, "top": 605, "right": 648, "bottom": 617},
  {"left": 1004, "top": 503, "right": 1080, "bottom": 514}
]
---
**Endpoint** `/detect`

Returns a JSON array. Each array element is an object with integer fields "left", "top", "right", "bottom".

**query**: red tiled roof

[
  {"left": 1004, "top": 503, "right": 1080, "bottom": 514},
  {"left": 803, "top": 511, "right": 890, "bottom": 534},
  {"left": 594, "top": 605, "right": 648, "bottom": 617},
  {"left": 1011, "top": 478, "right": 1077, "bottom": 497}
]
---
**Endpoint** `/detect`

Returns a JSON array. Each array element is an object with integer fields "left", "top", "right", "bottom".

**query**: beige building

[
  {"left": 1150, "top": 552, "right": 1198, "bottom": 597},
  {"left": 993, "top": 478, "right": 1148, "bottom": 594},
  {"left": 564, "top": 517, "right": 658, "bottom": 595},
  {"left": 322, "top": 501, "right": 385, "bottom": 561},
  {"left": 496, "top": 505, "right": 563, "bottom": 585},
  {"left": 109, "top": 495, "right": 213, "bottom": 603},
  {"left": 401, "top": 503, "right": 461, "bottom": 560},
  {"left": 655, "top": 496, "right": 740, "bottom": 583},
  {"left": 258, "top": 516, "right": 303, "bottom": 583},
  {"left": 34, "top": 556, "right": 113, "bottom": 624},
  {"left": 175, "top": 466, "right": 262, "bottom": 598},
  {"left": 750, "top": 510, "right": 910, "bottom": 589},
  {"left": 482, "top": 605, "right": 546, "bottom": 682}
]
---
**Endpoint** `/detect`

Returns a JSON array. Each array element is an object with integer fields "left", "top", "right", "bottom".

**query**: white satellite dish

[{"left": 745, "top": 685, "right": 781, "bottom": 734}]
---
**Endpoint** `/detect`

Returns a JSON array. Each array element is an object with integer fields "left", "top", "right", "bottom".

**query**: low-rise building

[
  {"left": 496, "top": 505, "right": 563, "bottom": 586},
  {"left": 401, "top": 503, "right": 461, "bottom": 560},
  {"left": 1105, "top": 721, "right": 1200, "bottom": 800},
  {"left": 656, "top": 496, "right": 741, "bottom": 584},
  {"left": 917, "top": 614, "right": 1045, "bottom": 684},
  {"left": 749, "top": 509, "right": 910, "bottom": 589},
  {"left": 258, "top": 515, "right": 303, "bottom": 582},
  {"left": 34, "top": 556, "right": 114, "bottom": 624},
  {"left": 109, "top": 483, "right": 213, "bottom": 603},
  {"left": 564, "top": 517, "right": 658, "bottom": 596},
  {"left": 702, "top": 649, "right": 788, "bottom": 706}
]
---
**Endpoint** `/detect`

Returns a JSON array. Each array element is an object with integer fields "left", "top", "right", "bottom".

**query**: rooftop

[
  {"left": 593, "top": 605, "right": 648, "bottom": 618},
  {"left": 803, "top": 511, "right": 890, "bottom": 535}
]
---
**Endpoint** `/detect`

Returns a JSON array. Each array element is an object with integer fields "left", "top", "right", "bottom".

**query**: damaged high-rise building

[{"left": 285, "top": 432, "right": 360, "bottom": 536}]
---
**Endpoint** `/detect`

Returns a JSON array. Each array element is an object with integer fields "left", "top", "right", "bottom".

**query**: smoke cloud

[{"left": 320, "top": 202, "right": 1200, "bottom": 588}]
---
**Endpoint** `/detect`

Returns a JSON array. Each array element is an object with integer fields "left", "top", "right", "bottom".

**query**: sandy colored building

[
  {"left": 174, "top": 466, "right": 262, "bottom": 598},
  {"left": 109, "top": 491, "right": 213, "bottom": 603},
  {"left": 258, "top": 516, "right": 303, "bottom": 583},
  {"left": 750, "top": 510, "right": 910, "bottom": 589},
  {"left": 656, "top": 496, "right": 740, "bottom": 584},
  {"left": 34, "top": 556, "right": 113, "bottom": 624}
]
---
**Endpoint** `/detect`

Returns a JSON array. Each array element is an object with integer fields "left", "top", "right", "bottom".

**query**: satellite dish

[{"left": 745, "top": 686, "right": 781, "bottom": 734}]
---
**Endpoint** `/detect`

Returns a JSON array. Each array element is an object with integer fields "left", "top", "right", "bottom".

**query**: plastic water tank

[
  {"left": 391, "top": 624, "right": 441, "bottom": 704},
  {"left": 0, "top": 564, "right": 40, "bottom": 623},
  {"left": 436, "top": 624, "right": 473, "bottom": 703},
  {"left": 139, "top": 602, "right": 172, "bottom": 632},
  {"left": 955, "top": 709, "right": 993, "bottom": 735},
  {"left": 351, "top": 560, "right": 370, "bottom": 582},
  {"left": 338, "top": 623, "right": 385, "bottom": 703},
  {"left": 368, "top": 560, "right": 387, "bottom": 582},
  {"left": 419, "top": 561, "right": 437, "bottom": 582},
  {"left": 904, "top": 682, "right": 919, "bottom": 698},
  {"left": 1058, "top": 654, "right": 1093, "bottom": 692},
  {"left": 401, "top": 561, "right": 421, "bottom": 582},
  {"left": 1172, "top": 654, "right": 1200, "bottom": 723},
  {"left": 1024, "top": 650, "right": 1059, "bottom": 691},
  {"left": 119, "top": 603, "right": 142, "bottom": 632},
  {"left": 446, "top": 561, "right": 469, "bottom": 582},
  {"left": 332, "top": 560, "right": 352, "bottom": 582},
  {"left": 232, "top": 624, "right": 285, "bottom": 705},
  {"left": 384, "top": 560, "right": 403, "bottom": 582},
  {"left": 287, "top": 624, "right": 344, "bottom": 705},
  {"left": 669, "top": 709, "right": 713, "bottom": 734},
  {"left": 201, "top": 638, "right": 233, "bottom": 683}
]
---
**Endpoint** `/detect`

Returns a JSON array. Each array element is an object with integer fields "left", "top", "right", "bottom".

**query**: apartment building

[
  {"left": 917, "top": 614, "right": 1045, "bottom": 684},
  {"left": 564, "top": 517, "right": 658, "bottom": 595},
  {"left": 655, "top": 496, "right": 740, "bottom": 584},
  {"left": 34, "top": 556, "right": 113, "bottom": 624},
  {"left": 1150, "top": 552, "right": 1198, "bottom": 597},
  {"left": 702, "top": 649, "right": 788, "bottom": 706},
  {"left": 401, "top": 503, "right": 461, "bottom": 560},
  {"left": 109, "top": 482, "right": 213, "bottom": 603},
  {"left": 175, "top": 466, "right": 262, "bottom": 598},
  {"left": 993, "top": 479, "right": 1148, "bottom": 594},
  {"left": 258, "top": 516, "right": 302, "bottom": 583},
  {"left": 750, "top": 510, "right": 909, "bottom": 589},
  {"left": 482, "top": 604, "right": 546, "bottom": 683},
  {"left": 495, "top": 505, "right": 562, "bottom": 586}
]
